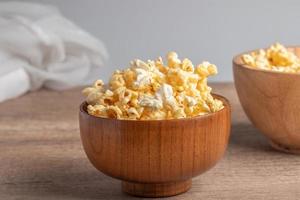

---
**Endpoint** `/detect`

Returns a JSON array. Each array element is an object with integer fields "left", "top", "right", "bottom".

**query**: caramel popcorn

[
  {"left": 83, "top": 52, "right": 224, "bottom": 120},
  {"left": 242, "top": 43, "right": 300, "bottom": 73}
]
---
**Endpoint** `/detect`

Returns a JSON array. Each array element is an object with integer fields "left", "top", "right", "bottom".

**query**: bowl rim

[
  {"left": 80, "top": 93, "right": 230, "bottom": 123},
  {"left": 232, "top": 45, "right": 300, "bottom": 76}
]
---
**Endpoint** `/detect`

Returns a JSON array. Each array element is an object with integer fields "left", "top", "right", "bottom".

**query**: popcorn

[
  {"left": 133, "top": 68, "right": 151, "bottom": 89},
  {"left": 109, "top": 71, "right": 126, "bottom": 90},
  {"left": 93, "top": 80, "right": 104, "bottom": 89},
  {"left": 181, "top": 58, "right": 194, "bottom": 72},
  {"left": 85, "top": 91, "right": 102, "bottom": 105},
  {"left": 138, "top": 95, "right": 163, "bottom": 109},
  {"left": 167, "top": 52, "right": 181, "bottom": 68},
  {"left": 127, "top": 107, "right": 141, "bottom": 120},
  {"left": 185, "top": 95, "right": 198, "bottom": 107},
  {"left": 196, "top": 61, "right": 218, "bottom": 76},
  {"left": 83, "top": 52, "right": 224, "bottom": 120},
  {"left": 241, "top": 43, "right": 300, "bottom": 73},
  {"left": 106, "top": 106, "right": 123, "bottom": 118}
]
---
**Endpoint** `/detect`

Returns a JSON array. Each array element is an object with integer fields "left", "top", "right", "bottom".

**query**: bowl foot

[
  {"left": 122, "top": 179, "right": 192, "bottom": 197},
  {"left": 269, "top": 140, "right": 300, "bottom": 154}
]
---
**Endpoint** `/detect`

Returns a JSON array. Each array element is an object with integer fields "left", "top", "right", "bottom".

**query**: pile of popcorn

[
  {"left": 242, "top": 43, "right": 300, "bottom": 73},
  {"left": 82, "top": 52, "right": 224, "bottom": 120}
]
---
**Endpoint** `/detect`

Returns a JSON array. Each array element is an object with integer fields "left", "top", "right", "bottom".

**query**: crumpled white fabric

[{"left": 0, "top": 2, "right": 108, "bottom": 102}]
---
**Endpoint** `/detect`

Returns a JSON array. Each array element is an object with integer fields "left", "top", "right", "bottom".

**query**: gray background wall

[{"left": 17, "top": 0, "right": 300, "bottom": 81}]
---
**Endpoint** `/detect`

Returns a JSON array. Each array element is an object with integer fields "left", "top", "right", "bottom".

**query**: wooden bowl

[
  {"left": 79, "top": 94, "right": 231, "bottom": 197},
  {"left": 233, "top": 47, "right": 300, "bottom": 154}
]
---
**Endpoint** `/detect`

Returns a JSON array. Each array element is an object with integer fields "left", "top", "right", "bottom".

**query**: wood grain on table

[{"left": 0, "top": 83, "right": 300, "bottom": 200}]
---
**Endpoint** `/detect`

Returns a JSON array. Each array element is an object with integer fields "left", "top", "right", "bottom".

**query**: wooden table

[{"left": 1, "top": 83, "right": 300, "bottom": 200}]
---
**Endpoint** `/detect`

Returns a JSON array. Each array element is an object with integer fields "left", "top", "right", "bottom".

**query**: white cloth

[{"left": 0, "top": 2, "right": 108, "bottom": 102}]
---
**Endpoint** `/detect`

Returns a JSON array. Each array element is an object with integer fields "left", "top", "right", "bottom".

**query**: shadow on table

[
  {"left": 229, "top": 122, "right": 273, "bottom": 152},
  {"left": 7, "top": 123, "right": 294, "bottom": 200},
  {"left": 229, "top": 122, "right": 297, "bottom": 156},
  {"left": 10, "top": 164, "right": 193, "bottom": 200},
  {"left": 8, "top": 162, "right": 135, "bottom": 199}
]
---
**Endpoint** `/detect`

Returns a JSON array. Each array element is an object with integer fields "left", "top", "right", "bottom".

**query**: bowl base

[
  {"left": 122, "top": 179, "right": 192, "bottom": 197},
  {"left": 269, "top": 140, "right": 300, "bottom": 154}
]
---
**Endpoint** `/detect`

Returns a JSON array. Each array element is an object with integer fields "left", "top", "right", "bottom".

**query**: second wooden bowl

[
  {"left": 233, "top": 47, "right": 300, "bottom": 154},
  {"left": 79, "top": 94, "right": 231, "bottom": 197}
]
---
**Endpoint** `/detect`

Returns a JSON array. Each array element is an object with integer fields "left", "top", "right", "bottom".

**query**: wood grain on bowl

[
  {"left": 233, "top": 47, "right": 300, "bottom": 153},
  {"left": 79, "top": 95, "right": 231, "bottom": 197}
]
